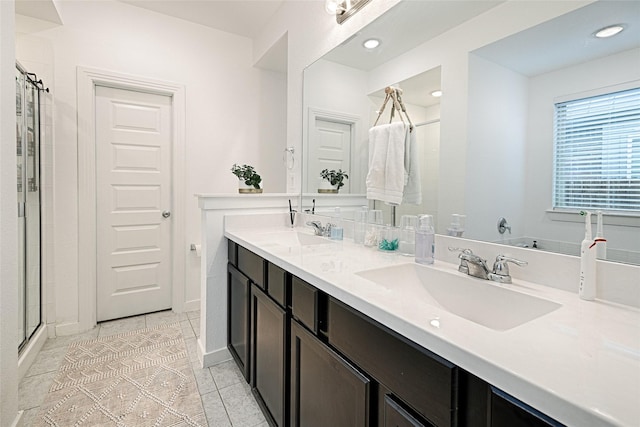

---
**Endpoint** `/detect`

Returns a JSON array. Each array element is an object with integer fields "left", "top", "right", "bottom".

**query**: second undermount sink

[
  {"left": 256, "top": 230, "right": 331, "bottom": 247},
  {"left": 356, "top": 263, "right": 561, "bottom": 331}
]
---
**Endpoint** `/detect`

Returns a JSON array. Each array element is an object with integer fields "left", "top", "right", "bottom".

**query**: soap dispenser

[
  {"left": 579, "top": 211, "right": 596, "bottom": 300},
  {"left": 415, "top": 215, "right": 435, "bottom": 265}
]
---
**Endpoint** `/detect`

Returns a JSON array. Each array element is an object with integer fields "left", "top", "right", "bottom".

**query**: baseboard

[
  {"left": 183, "top": 299, "right": 200, "bottom": 313},
  {"left": 17, "top": 324, "right": 48, "bottom": 381},
  {"left": 197, "top": 339, "right": 231, "bottom": 369},
  {"left": 55, "top": 321, "right": 84, "bottom": 337}
]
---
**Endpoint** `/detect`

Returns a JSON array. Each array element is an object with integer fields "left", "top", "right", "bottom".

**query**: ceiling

[
  {"left": 16, "top": 0, "right": 285, "bottom": 39},
  {"left": 473, "top": 0, "right": 640, "bottom": 77},
  {"left": 119, "top": 0, "right": 285, "bottom": 38}
]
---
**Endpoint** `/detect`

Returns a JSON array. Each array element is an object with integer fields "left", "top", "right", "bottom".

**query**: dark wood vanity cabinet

[
  {"left": 290, "top": 319, "right": 370, "bottom": 427},
  {"left": 251, "top": 284, "right": 288, "bottom": 427},
  {"left": 250, "top": 261, "right": 291, "bottom": 427},
  {"left": 227, "top": 263, "right": 251, "bottom": 381},
  {"left": 227, "top": 241, "right": 565, "bottom": 427}
]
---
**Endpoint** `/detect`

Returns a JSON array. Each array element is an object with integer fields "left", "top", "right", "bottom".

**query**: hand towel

[
  {"left": 403, "top": 127, "right": 422, "bottom": 205},
  {"left": 366, "top": 122, "right": 407, "bottom": 205}
]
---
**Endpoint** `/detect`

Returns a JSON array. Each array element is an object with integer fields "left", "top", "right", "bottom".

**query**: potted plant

[
  {"left": 318, "top": 169, "right": 348, "bottom": 193},
  {"left": 231, "top": 164, "right": 263, "bottom": 193}
]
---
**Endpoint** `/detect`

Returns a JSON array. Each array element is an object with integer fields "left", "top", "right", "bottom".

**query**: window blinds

[{"left": 554, "top": 87, "right": 640, "bottom": 212}]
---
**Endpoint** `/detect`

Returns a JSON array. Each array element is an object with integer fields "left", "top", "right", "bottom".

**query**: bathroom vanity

[{"left": 223, "top": 217, "right": 640, "bottom": 427}]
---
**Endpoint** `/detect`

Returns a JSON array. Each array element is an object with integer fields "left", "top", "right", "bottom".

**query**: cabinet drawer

[
  {"left": 327, "top": 298, "right": 457, "bottom": 427},
  {"left": 489, "top": 387, "right": 565, "bottom": 427},
  {"left": 228, "top": 239, "right": 237, "bottom": 267},
  {"left": 291, "top": 276, "right": 324, "bottom": 334},
  {"left": 237, "top": 246, "right": 265, "bottom": 288},
  {"left": 267, "top": 262, "right": 288, "bottom": 309},
  {"left": 384, "top": 394, "right": 433, "bottom": 427}
]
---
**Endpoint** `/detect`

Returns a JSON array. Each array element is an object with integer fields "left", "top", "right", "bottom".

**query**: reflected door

[{"left": 309, "top": 117, "right": 353, "bottom": 192}]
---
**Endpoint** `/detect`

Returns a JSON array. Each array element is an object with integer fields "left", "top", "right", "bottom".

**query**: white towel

[
  {"left": 366, "top": 122, "right": 407, "bottom": 205},
  {"left": 403, "top": 127, "right": 422, "bottom": 205}
]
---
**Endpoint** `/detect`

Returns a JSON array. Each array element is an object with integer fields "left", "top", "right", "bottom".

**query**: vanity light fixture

[
  {"left": 325, "top": 0, "right": 344, "bottom": 15},
  {"left": 431, "top": 90, "right": 443, "bottom": 98},
  {"left": 594, "top": 24, "right": 625, "bottom": 38},
  {"left": 326, "top": 0, "right": 372, "bottom": 24},
  {"left": 363, "top": 38, "right": 380, "bottom": 49}
]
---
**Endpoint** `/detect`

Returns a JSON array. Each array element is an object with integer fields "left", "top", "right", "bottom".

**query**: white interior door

[
  {"left": 95, "top": 85, "right": 172, "bottom": 322},
  {"left": 309, "top": 118, "right": 353, "bottom": 191}
]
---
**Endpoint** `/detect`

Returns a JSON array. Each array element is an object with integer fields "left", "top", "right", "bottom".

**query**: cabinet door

[
  {"left": 489, "top": 387, "right": 565, "bottom": 427},
  {"left": 228, "top": 263, "right": 250, "bottom": 381},
  {"left": 252, "top": 285, "right": 288, "bottom": 427},
  {"left": 290, "top": 320, "right": 370, "bottom": 427}
]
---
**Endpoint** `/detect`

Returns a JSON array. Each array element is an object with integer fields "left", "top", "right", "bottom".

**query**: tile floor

[{"left": 18, "top": 310, "right": 267, "bottom": 427}]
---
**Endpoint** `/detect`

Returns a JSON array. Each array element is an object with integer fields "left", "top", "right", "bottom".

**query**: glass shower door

[
  {"left": 16, "top": 68, "right": 26, "bottom": 348},
  {"left": 16, "top": 65, "right": 42, "bottom": 351}
]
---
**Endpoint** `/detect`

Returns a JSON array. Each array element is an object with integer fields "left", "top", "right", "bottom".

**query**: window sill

[{"left": 546, "top": 209, "right": 640, "bottom": 227}]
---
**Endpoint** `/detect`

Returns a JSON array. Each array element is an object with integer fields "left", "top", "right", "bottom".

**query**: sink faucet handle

[
  {"left": 448, "top": 247, "right": 474, "bottom": 274},
  {"left": 490, "top": 255, "right": 528, "bottom": 284}
]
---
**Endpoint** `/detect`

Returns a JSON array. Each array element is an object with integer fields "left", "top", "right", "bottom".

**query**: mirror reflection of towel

[
  {"left": 403, "top": 127, "right": 422, "bottom": 205},
  {"left": 366, "top": 123, "right": 407, "bottom": 205}
]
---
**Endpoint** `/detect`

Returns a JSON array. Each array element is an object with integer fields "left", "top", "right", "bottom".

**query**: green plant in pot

[
  {"left": 319, "top": 169, "right": 348, "bottom": 193},
  {"left": 231, "top": 164, "right": 263, "bottom": 193}
]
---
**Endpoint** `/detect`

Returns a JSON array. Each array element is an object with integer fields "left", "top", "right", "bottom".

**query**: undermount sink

[
  {"left": 256, "top": 230, "right": 331, "bottom": 247},
  {"left": 356, "top": 263, "right": 561, "bottom": 331}
]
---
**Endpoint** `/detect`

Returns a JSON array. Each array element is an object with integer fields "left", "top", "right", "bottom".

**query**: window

[{"left": 554, "top": 87, "right": 640, "bottom": 212}]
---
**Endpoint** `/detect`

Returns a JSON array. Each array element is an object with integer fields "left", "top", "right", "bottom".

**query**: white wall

[
  {"left": 524, "top": 48, "right": 640, "bottom": 253},
  {"left": 0, "top": 1, "right": 20, "bottom": 425},
  {"left": 15, "top": 0, "right": 286, "bottom": 332},
  {"left": 466, "top": 54, "right": 528, "bottom": 243}
]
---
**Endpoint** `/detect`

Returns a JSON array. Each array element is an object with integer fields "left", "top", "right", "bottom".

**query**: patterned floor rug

[{"left": 32, "top": 322, "right": 206, "bottom": 426}]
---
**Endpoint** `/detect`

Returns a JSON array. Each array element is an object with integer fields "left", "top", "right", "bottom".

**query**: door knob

[{"left": 162, "top": 210, "right": 171, "bottom": 218}]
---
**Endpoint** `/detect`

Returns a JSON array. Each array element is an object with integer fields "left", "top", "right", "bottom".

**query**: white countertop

[{"left": 224, "top": 225, "right": 640, "bottom": 427}]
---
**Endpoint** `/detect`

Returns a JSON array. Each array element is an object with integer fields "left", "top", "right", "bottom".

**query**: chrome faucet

[
  {"left": 450, "top": 248, "right": 527, "bottom": 283},
  {"left": 306, "top": 220, "right": 333, "bottom": 237},
  {"left": 459, "top": 252, "right": 490, "bottom": 280}
]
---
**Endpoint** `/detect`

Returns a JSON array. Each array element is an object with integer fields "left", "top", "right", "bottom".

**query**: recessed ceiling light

[
  {"left": 594, "top": 24, "right": 625, "bottom": 38},
  {"left": 431, "top": 90, "right": 442, "bottom": 98},
  {"left": 363, "top": 38, "right": 380, "bottom": 49}
]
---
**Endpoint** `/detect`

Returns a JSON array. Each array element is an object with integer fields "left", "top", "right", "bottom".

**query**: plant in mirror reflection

[{"left": 320, "top": 169, "right": 349, "bottom": 189}]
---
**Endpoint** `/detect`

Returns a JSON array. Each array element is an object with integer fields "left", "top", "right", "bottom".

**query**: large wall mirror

[{"left": 302, "top": 0, "right": 640, "bottom": 265}]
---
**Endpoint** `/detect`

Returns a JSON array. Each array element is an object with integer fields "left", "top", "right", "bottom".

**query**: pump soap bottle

[
  {"left": 579, "top": 211, "right": 596, "bottom": 301},
  {"left": 415, "top": 215, "right": 435, "bottom": 265}
]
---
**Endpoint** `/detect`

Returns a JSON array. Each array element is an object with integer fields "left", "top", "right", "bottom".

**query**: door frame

[
  {"left": 77, "top": 67, "right": 186, "bottom": 331},
  {"left": 304, "top": 107, "right": 361, "bottom": 193}
]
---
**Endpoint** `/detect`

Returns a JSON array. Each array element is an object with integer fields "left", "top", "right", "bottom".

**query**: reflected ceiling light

[
  {"left": 594, "top": 24, "right": 625, "bottom": 38},
  {"left": 431, "top": 90, "right": 443, "bottom": 98},
  {"left": 363, "top": 38, "right": 380, "bottom": 49}
]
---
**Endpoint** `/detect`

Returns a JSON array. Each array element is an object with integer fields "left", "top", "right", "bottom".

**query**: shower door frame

[{"left": 16, "top": 62, "right": 43, "bottom": 353}]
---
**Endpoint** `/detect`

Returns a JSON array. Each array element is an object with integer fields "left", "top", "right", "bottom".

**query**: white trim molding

[
  {"left": 303, "top": 107, "right": 363, "bottom": 194},
  {"left": 76, "top": 67, "right": 186, "bottom": 332}
]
